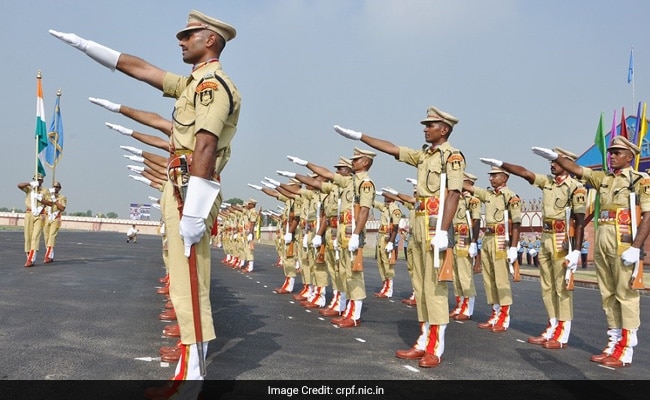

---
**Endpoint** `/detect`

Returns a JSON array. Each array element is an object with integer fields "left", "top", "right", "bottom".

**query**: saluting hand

[
  {"left": 531, "top": 147, "right": 559, "bottom": 161},
  {"left": 479, "top": 158, "right": 503, "bottom": 167},
  {"left": 49, "top": 30, "right": 120, "bottom": 71},
  {"left": 333, "top": 125, "right": 362, "bottom": 140},
  {"left": 89, "top": 97, "right": 121, "bottom": 113},
  {"left": 248, "top": 183, "right": 263, "bottom": 191},
  {"left": 276, "top": 170, "right": 296, "bottom": 178},
  {"left": 106, "top": 122, "right": 133, "bottom": 136},
  {"left": 287, "top": 155, "right": 308, "bottom": 166},
  {"left": 121, "top": 145, "right": 143, "bottom": 156}
]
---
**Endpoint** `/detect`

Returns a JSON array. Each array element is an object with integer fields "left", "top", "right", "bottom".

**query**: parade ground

[{"left": 0, "top": 230, "right": 649, "bottom": 399}]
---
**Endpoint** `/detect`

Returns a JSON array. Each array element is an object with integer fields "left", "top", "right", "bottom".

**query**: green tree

[
  {"left": 106, "top": 212, "right": 118, "bottom": 219},
  {"left": 225, "top": 197, "right": 243, "bottom": 205}
]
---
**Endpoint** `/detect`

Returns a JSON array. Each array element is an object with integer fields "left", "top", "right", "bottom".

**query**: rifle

[
  {"left": 436, "top": 174, "right": 454, "bottom": 281},
  {"left": 335, "top": 198, "right": 341, "bottom": 263},
  {"left": 563, "top": 207, "right": 575, "bottom": 290},
  {"left": 285, "top": 202, "right": 295, "bottom": 258},
  {"left": 351, "top": 202, "right": 364, "bottom": 272},
  {"left": 504, "top": 210, "right": 521, "bottom": 282},
  {"left": 630, "top": 193, "right": 645, "bottom": 289},
  {"left": 315, "top": 200, "right": 326, "bottom": 263}
]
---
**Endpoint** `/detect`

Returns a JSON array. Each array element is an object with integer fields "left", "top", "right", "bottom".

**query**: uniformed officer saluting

[
  {"left": 333, "top": 106, "right": 465, "bottom": 369},
  {"left": 533, "top": 137, "right": 649, "bottom": 368},
  {"left": 50, "top": 9, "right": 241, "bottom": 393}
]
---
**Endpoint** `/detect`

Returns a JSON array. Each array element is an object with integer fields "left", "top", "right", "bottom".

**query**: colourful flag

[
  {"left": 594, "top": 112, "right": 607, "bottom": 169},
  {"left": 631, "top": 101, "right": 642, "bottom": 145},
  {"left": 628, "top": 47, "right": 634, "bottom": 84},
  {"left": 35, "top": 74, "right": 48, "bottom": 177},
  {"left": 593, "top": 112, "right": 607, "bottom": 229},
  {"left": 45, "top": 94, "right": 64, "bottom": 167},
  {"left": 634, "top": 102, "right": 648, "bottom": 170},
  {"left": 620, "top": 107, "right": 628, "bottom": 139}
]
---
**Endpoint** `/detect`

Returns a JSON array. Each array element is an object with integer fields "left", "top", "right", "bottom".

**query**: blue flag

[
  {"left": 45, "top": 94, "right": 64, "bottom": 167},
  {"left": 628, "top": 47, "right": 634, "bottom": 83}
]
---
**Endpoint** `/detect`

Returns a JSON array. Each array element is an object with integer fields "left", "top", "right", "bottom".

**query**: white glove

[
  {"left": 35, "top": 193, "right": 43, "bottom": 201},
  {"left": 29, "top": 181, "right": 39, "bottom": 188},
  {"left": 148, "top": 196, "right": 159, "bottom": 202},
  {"left": 479, "top": 158, "right": 503, "bottom": 168},
  {"left": 89, "top": 97, "right": 120, "bottom": 112},
  {"left": 261, "top": 181, "right": 276, "bottom": 189},
  {"left": 621, "top": 246, "right": 641, "bottom": 266},
  {"left": 277, "top": 170, "right": 296, "bottom": 178},
  {"left": 264, "top": 177, "right": 281, "bottom": 186},
  {"left": 376, "top": 190, "right": 383, "bottom": 196},
  {"left": 469, "top": 242, "right": 478, "bottom": 258},
  {"left": 381, "top": 187, "right": 398, "bottom": 195},
  {"left": 129, "top": 175, "right": 151, "bottom": 185},
  {"left": 248, "top": 183, "right": 263, "bottom": 190},
  {"left": 232, "top": 233, "right": 238, "bottom": 240},
  {"left": 179, "top": 176, "right": 221, "bottom": 257},
  {"left": 106, "top": 122, "right": 133, "bottom": 136},
  {"left": 123, "top": 154, "right": 144, "bottom": 163},
  {"left": 49, "top": 30, "right": 121, "bottom": 71},
  {"left": 531, "top": 146, "right": 559, "bottom": 161},
  {"left": 332, "top": 239, "right": 338, "bottom": 249},
  {"left": 406, "top": 178, "right": 417, "bottom": 185},
  {"left": 385, "top": 241, "right": 394, "bottom": 253},
  {"left": 507, "top": 247, "right": 518, "bottom": 264},
  {"left": 287, "top": 155, "right": 308, "bottom": 166},
  {"left": 348, "top": 234, "right": 360, "bottom": 252},
  {"left": 284, "top": 232, "right": 293, "bottom": 244},
  {"left": 430, "top": 230, "right": 448, "bottom": 251},
  {"left": 120, "top": 145, "right": 142, "bottom": 156},
  {"left": 528, "top": 248, "right": 538, "bottom": 257},
  {"left": 564, "top": 250, "right": 580, "bottom": 271},
  {"left": 127, "top": 165, "right": 144, "bottom": 173},
  {"left": 312, "top": 234, "right": 322, "bottom": 248},
  {"left": 302, "top": 234, "right": 309, "bottom": 249},
  {"left": 152, "top": 203, "right": 161, "bottom": 210},
  {"left": 333, "top": 124, "right": 363, "bottom": 140},
  {"left": 49, "top": 188, "right": 56, "bottom": 195},
  {"left": 247, "top": 233, "right": 253, "bottom": 242}
]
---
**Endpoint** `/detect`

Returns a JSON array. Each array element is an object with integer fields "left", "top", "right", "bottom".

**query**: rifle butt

[
  {"left": 512, "top": 259, "right": 521, "bottom": 282},
  {"left": 316, "top": 245, "right": 326, "bottom": 264},
  {"left": 437, "top": 248, "right": 454, "bottom": 282},
  {"left": 631, "top": 261, "right": 645, "bottom": 289},
  {"left": 562, "top": 259, "right": 575, "bottom": 290},
  {"left": 352, "top": 249, "right": 364, "bottom": 272}
]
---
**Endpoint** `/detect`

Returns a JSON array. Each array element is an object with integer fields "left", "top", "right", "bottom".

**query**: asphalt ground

[{"left": 1, "top": 230, "right": 649, "bottom": 399}]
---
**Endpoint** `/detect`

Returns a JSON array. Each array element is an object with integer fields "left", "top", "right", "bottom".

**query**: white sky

[{"left": 2, "top": 0, "right": 649, "bottom": 217}]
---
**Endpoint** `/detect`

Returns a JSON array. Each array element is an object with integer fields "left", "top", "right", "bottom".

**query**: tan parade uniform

[
  {"left": 303, "top": 189, "right": 329, "bottom": 307},
  {"left": 397, "top": 141, "right": 465, "bottom": 358},
  {"left": 450, "top": 190, "right": 481, "bottom": 319},
  {"left": 243, "top": 200, "right": 258, "bottom": 272},
  {"left": 43, "top": 187, "right": 67, "bottom": 262},
  {"left": 274, "top": 194, "right": 298, "bottom": 293},
  {"left": 160, "top": 55, "right": 241, "bottom": 348},
  {"left": 472, "top": 182, "right": 521, "bottom": 330},
  {"left": 582, "top": 162, "right": 649, "bottom": 365},
  {"left": 319, "top": 182, "right": 347, "bottom": 314},
  {"left": 21, "top": 183, "right": 49, "bottom": 266},
  {"left": 531, "top": 171, "right": 586, "bottom": 346},
  {"left": 373, "top": 199, "right": 401, "bottom": 298},
  {"left": 332, "top": 167, "right": 375, "bottom": 324},
  {"left": 401, "top": 202, "right": 417, "bottom": 306}
]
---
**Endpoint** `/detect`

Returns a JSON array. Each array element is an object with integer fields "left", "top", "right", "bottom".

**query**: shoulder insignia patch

[
  {"left": 196, "top": 81, "right": 219, "bottom": 93},
  {"left": 361, "top": 181, "right": 374, "bottom": 194}
]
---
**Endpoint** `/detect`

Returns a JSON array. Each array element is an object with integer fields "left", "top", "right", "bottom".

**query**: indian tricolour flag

[{"left": 35, "top": 73, "right": 48, "bottom": 177}]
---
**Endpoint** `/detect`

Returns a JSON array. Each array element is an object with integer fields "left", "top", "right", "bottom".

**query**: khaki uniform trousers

[
  {"left": 325, "top": 226, "right": 345, "bottom": 292},
  {"left": 337, "top": 223, "right": 366, "bottom": 301},
  {"left": 537, "top": 232, "right": 573, "bottom": 321},
  {"left": 161, "top": 183, "right": 217, "bottom": 345},
  {"left": 594, "top": 224, "right": 640, "bottom": 329},
  {"left": 27, "top": 213, "right": 46, "bottom": 252},
  {"left": 43, "top": 218, "right": 62, "bottom": 247},
  {"left": 376, "top": 232, "right": 394, "bottom": 281},
  {"left": 411, "top": 213, "right": 449, "bottom": 325},
  {"left": 452, "top": 247, "right": 477, "bottom": 298},
  {"left": 480, "top": 234, "right": 513, "bottom": 306}
]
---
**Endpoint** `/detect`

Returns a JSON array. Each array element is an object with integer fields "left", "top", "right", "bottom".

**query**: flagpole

[
  {"left": 51, "top": 89, "right": 62, "bottom": 186},
  {"left": 34, "top": 71, "right": 42, "bottom": 180},
  {"left": 630, "top": 47, "right": 635, "bottom": 111}
]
